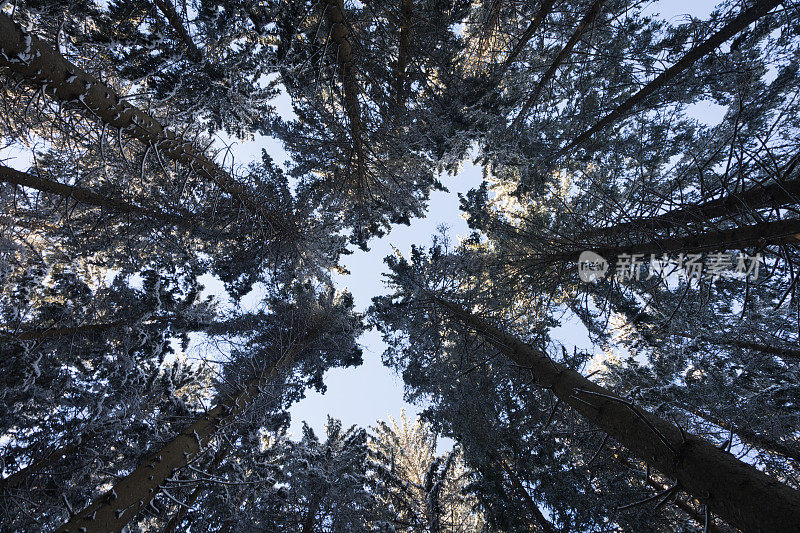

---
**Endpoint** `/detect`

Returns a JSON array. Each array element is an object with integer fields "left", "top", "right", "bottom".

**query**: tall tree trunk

[
  {"left": 511, "top": 0, "right": 606, "bottom": 128},
  {"left": 557, "top": 0, "right": 781, "bottom": 155},
  {"left": 324, "top": 0, "right": 366, "bottom": 184},
  {"left": 393, "top": 0, "right": 412, "bottom": 113},
  {"left": 430, "top": 295, "right": 800, "bottom": 532},
  {"left": 577, "top": 177, "right": 800, "bottom": 241},
  {"left": 56, "top": 331, "right": 316, "bottom": 533},
  {"left": 498, "top": 0, "right": 558, "bottom": 77},
  {"left": 0, "top": 13, "right": 288, "bottom": 234},
  {"left": 0, "top": 164, "right": 208, "bottom": 233},
  {"left": 542, "top": 216, "right": 800, "bottom": 264}
]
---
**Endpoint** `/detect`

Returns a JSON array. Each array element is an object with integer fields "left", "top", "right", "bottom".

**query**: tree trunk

[
  {"left": 543, "top": 216, "right": 800, "bottom": 264},
  {"left": 499, "top": 0, "right": 558, "bottom": 77},
  {"left": 324, "top": 0, "right": 366, "bottom": 184},
  {"left": 0, "top": 163, "right": 207, "bottom": 233},
  {"left": 577, "top": 177, "right": 800, "bottom": 241},
  {"left": 557, "top": 0, "right": 781, "bottom": 155},
  {"left": 56, "top": 333, "right": 315, "bottom": 533},
  {"left": 432, "top": 295, "right": 800, "bottom": 532},
  {"left": 394, "top": 0, "right": 412, "bottom": 113},
  {"left": 0, "top": 13, "right": 288, "bottom": 234},
  {"left": 511, "top": 0, "right": 606, "bottom": 128}
]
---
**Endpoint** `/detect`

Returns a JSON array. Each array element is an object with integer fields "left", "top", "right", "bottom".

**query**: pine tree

[
  {"left": 55, "top": 284, "right": 362, "bottom": 532},
  {"left": 269, "top": 0, "right": 468, "bottom": 247},
  {"left": 372, "top": 242, "right": 800, "bottom": 531},
  {"left": 3, "top": 0, "right": 800, "bottom": 531},
  {"left": 369, "top": 411, "right": 486, "bottom": 532},
  {"left": 0, "top": 250, "right": 216, "bottom": 529},
  {"left": 0, "top": 12, "right": 289, "bottom": 232},
  {"left": 244, "top": 417, "right": 383, "bottom": 532}
]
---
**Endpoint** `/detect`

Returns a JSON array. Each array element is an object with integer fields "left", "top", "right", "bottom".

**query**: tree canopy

[{"left": 2, "top": 0, "right": 800, "bottom": 531}]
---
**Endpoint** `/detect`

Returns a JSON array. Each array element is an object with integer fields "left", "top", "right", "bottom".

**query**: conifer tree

[
  {"left": 369, "top": 412, "right": 486, "bottom": 532},
  {"left": 3, "top": 0, "right": 800, "bottom": 531},
  {"left": 56, "top": 284, "right": 362, "bottom": 532},
  {"left": 371, "top": 241, "right": 800, "bottom": 532}
]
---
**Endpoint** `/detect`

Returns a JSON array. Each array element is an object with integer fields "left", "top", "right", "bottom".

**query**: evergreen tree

[
  {"left": 243, "top": 417, "right": 383, "bottom": 532},
  {"left": 269, "top": 0, "right": 468, "bottom": 246},
  {"left": 370, "top": 411, "right": 486, "bottom": 532},
  {"left": 3, "top": 0, "right": 800, "bottom": 531},
  {"left": 371, "top": 240, "right": 800, "bottom": 531},
  {"left": 56, "top": 283, "right": 363, "bottom": 532}
]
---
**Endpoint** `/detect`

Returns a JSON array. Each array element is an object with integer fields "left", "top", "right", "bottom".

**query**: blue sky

[{"left": 288, "top": 161, "right": 483, "bottom": 438}]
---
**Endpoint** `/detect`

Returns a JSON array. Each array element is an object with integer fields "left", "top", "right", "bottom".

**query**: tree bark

[
  {"left": 0, "top": 13, "right": 288, "bottom": 234},
  {"left": 0, "top": 163, "right": 206, "bottom": 233},
  {"left": 544, "top": 216, "right": 800, "bottom": 264},
  {"left": 577, "top": 177, "right": 800, "bottom": 241},
  {"left": 511, "top": 0, "right": 606, "bottom": 128},
  {"left": 557, "top": 0, "right": 781, "bottom": 155},
  {"left": 324, "top": 0, "right": 366, "bottom": 184},
  {"left": 431, "top": 295, "right": 800, "bottom": 532},
  {"left": 56, "top": 331, "right": 316, "bottom": 533}
]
